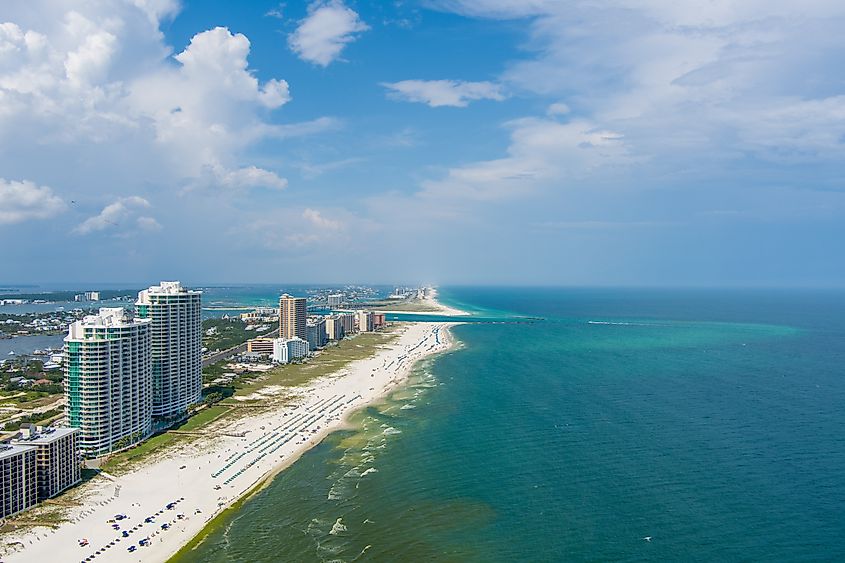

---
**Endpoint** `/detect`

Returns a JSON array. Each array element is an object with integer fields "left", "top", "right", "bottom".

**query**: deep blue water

[{"left": 178, "top": 287, "right": 845, "bottom": 562}]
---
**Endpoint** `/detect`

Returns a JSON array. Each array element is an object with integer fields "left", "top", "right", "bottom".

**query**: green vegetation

[
  {"left": 100, "top": 432, "right": 183, "bottom": 473},
  {"left": 233, "top": 329, "right": 400, "bottom": 397},
  {"left": 177, "top": 405, "right": 231, "bottom": 432},
  {"left": 3, "top": 408, "right": 63, "bottom": 431},
  {"left": 202, "top": 318, "right": 275, "bottom": 352}
]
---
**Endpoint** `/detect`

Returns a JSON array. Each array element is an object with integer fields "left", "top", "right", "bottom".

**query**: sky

[{"left": 1, "top": 0, "right": 844, "bottom": 287}]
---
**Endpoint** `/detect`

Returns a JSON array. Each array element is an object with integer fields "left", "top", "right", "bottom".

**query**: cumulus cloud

[
  {"left": 288, "top": 1, "right": 369, "bottom": 66},
  {"left": 383, "top": 79, "right": 506, "bottom": 107},
  {"left": 0, "top": 7, "right": 303, "bottom": 205},
  {"left": 74, "top": 196, "right": 155, "bottom": 234},
  {"left": 0, "top": 178, "right": 65, "bottom": 224}
]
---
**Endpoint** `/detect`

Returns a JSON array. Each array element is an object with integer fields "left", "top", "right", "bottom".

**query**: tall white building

[
  {"left": 136, "top": 281, "right": 202, "bottom": 419},
  {"left": 65, "top": 308, "right": 152, "bottom": 458},
  {"left": 272, "top": 337, "right": 309, "bottom": 364}
]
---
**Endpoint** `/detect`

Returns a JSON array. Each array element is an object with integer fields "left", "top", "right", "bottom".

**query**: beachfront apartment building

[
  {"left": 136, "top": 281, "right": 203, "bottom": 419},
  {"left": 327, "top": 294, "right": 344, "bottom": 308},
  {"left": 272, "top": 337, "right": 309, "bottom": 364},
  {"left": 357, "top": 311, "right": 374, "bottom": 332},
  {"left": 64, "top": 308, "right": 153, "bottom": 458},
  {"left": 338, "top": 312, "right": 355, "bottom": 335},
  {"left": 306, "top": 317, "right": 327, "bottom": 351},
  {"left": 11, "top": 427, "right": 80, "bottom": 501},
  {"left": 325, "top": 315, "right": 345, "bottom": 340},
  {"left": 279, "top": 294, "right": 307, "bottom": 340},
  {"left": 0, "top": 444, "right": 37, "bottom": 518}
]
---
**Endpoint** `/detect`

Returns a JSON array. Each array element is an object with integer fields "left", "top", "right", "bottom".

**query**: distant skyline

[{"left": 1, "top": 1, "right": 844, "bottom": 287}]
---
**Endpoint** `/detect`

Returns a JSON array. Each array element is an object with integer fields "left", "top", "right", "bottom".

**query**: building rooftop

[
  {"left": 13, "top": 426, "right": 79, "bottom": 445},
  {"left": 0, "top": 443, "right": 37, "bottom": 461},
  {"left": 66, "top": 308, "right": 150, "bottom": 340},
  {"left": 138, "top": 281, "right": 201, "bottom": 298}
]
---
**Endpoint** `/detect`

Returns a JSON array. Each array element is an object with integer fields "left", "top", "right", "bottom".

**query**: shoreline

[
  {"left": 2, "top": 300, "right": 464, "bottom": 562},
  {"left": 374, "top": 288, "right": 470, "bottom": 317}
]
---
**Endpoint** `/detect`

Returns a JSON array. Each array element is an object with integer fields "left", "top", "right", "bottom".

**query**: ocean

[{"left": 171, "top": 287, "right": 845, "bottom": 561}]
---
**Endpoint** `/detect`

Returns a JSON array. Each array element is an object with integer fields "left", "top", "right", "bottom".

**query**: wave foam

[{"left": 329, "top": 517, "right": 347, "bottom": 536}]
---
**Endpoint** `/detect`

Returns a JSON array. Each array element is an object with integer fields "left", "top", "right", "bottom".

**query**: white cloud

[
  {"left": 547, "top": 102, "right": 569, "bottom": 116},
  {"left": 209, "top": 164, "right": 289, "bottom": 191},
  {"left": 288, "top": 1, "right": 369, "bottom": 67},
  {"left": 412, "top": 0, "right": 845, "bottom": 216},
  {"left": 136, "top": 215, "right": 162, "bottom": 231},
  {"left": 303, "top": 208, "right": 342, "bottom": 230},
  {"left": 75, "top": 196, "right": 154, "bottom": 234},
  {"left": 420, "top": 117, "right": 629, "bottom": 201},
  {"left": 0, "top": 7, "right": 301, "bottom": 203},
  {"left": 383, "top": 79, "right": 506, "bottom": 107},
  {"left": 0, "top": 178, "right": 65, "bottom": 224}
]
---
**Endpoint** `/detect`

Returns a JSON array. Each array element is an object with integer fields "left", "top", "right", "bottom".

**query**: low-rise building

[
  {"left": 12, "top": 426, "right": 80, "bottom": 501},
  {"left": 0, "top": 444, "right": 37, "bottom": 518},
  {"left": 246, "top": 337, "right": 276, "bottom": 355},
  {"left": 373, "top": 312, "right": 386, "bottom": 329}
]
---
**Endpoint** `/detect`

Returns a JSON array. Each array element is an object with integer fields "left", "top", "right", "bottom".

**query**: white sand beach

[{"left": 2, "top": 320, "right": 458, "bottom": 563}]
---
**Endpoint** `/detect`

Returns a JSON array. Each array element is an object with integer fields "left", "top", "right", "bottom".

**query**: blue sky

[{"left": 1, "top": 0, "right": 844, "bottom": 286}]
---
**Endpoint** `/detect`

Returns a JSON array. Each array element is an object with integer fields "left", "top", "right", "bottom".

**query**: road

[{"left": 202, "top": 342, "right": 247, "bottom": 367}]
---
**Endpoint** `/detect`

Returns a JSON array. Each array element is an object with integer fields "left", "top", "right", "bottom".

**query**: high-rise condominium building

[
  {"left": 306, "top": 317, "right": 327, "bottom": 351},
  {"left": 325, "top": 315, "right": 345, "bottom": 340},
  {"left": 338, "top": 312, "right": 355, "bottom": 334},
  {"left": 136, "top": 281, "right": 202, "bottom": 418},
  {"left": 357, "top": 310, "right": 374, "bottom": 332},
  {"left": 12, "top": 426, "right": 80, "bottom": 501},
  {"left": 279, "top": 294, "right": 307, "bottom": 340},
  {"left": 327, "top": 294, "right": 344, "bottom": 308},
  {"left": 65, "top": 308, "right": 152, "bottom": 458},
  {"left": 0, "top": 444, "right": 37, "bottom": 518}
]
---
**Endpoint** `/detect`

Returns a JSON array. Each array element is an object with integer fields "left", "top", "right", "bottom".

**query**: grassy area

[
  {"left": 233, "top": 329, "right": 400, "bottom": 397},
  {"left": 202, "top": 318, "right": 275, "bottom": 352},
  {"left": 177, "top": 405, "right": 231, "bottom": 432},
  {"left": 100, "top": 432, "right": 183, "bottom": 473}
]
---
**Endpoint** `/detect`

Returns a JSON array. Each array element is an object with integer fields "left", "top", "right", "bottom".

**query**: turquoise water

[{"left": 177, "top": 287, "right": 845, "bottom": 562}]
